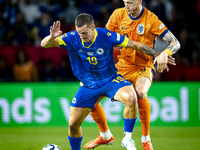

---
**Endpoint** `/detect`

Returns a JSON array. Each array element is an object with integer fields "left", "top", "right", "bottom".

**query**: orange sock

[
  {"left": 138, "top": 97, "right": 151, "bottom": 136},
  {"left": 90, "top": 103, "right": 108, "bottom": 132}
]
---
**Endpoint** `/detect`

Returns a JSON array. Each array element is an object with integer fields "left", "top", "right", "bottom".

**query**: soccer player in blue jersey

[{"left": 41, "top": 13, "right": 171, "bottom": 150}]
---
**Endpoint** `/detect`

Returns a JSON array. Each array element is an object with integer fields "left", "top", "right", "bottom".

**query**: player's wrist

[{"left": 163, "top": 49, "right": 172, "bottom": 56}]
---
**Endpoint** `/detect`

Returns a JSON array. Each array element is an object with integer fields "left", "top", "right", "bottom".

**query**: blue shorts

[{"left": 70, "top": 74, "right": 131, "bottom": 108}]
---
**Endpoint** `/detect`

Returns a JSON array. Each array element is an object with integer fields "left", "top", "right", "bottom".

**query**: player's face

[
  {"left": 76, "top": 24, "right": 95, "bottom": 43},
  {"left": 123, "top": 0, "right": 142, "bottom": 14}
]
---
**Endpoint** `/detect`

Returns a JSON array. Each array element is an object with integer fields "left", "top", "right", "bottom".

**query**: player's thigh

[
  {"left": 69, "top": 106, "right": 92, "bottom": 125},
  {"left": 113, "top": 85, "right": 137, "bottom": 104},
  {"left": 72, "top": 86, "right": 101, "bottom": 108},
  {"left": 95, "top": 96, "right": 105, "bottom": 105}
]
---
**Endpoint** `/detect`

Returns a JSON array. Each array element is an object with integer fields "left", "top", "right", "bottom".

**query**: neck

[
  {"left": 89, "top": 30, "right": 95, "bottom": 43},
  {"left": 130, "top": 5, "right": 143, "bottom": 18},
  {"left": 81, "top": 29, "right": 97, "bottom": 48}
]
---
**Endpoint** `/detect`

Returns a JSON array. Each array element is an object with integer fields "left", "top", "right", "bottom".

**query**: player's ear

[{"left": 91, "top": 24, "right": 95, "bottom": 30}]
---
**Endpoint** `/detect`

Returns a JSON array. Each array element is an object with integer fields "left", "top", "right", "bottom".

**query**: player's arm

[
  {"left": 41, "top": 35, "right": 59, "bottom": 48},
  {"left": 41, "top": 21, "right": 62, "bottom": 48},
  {"left": 162, "top": 30, "right": 181, "bottom": 56},
  {"left": 154, "top": 30, "right": 180, "bottom": 72},
  {"left": 119, "top": 37, "right": 174, "bottom": 72},
  {"left": 126, "top": 38, "right": 160, "bottom": 57}
]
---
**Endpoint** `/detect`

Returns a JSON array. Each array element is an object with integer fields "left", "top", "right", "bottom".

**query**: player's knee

[
  {"left": 126, "top": 94, "right": 137, "bottom": 108},
  {"left": 137, "top": 90, "right": 147, "bottom": 100},
  {"left": 68, "top": 121, "right": 80, "bottom": 135}
]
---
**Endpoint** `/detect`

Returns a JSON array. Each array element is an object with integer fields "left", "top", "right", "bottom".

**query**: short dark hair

[{"left": 75, "top": 13, "right": 94, "bottom": 28}]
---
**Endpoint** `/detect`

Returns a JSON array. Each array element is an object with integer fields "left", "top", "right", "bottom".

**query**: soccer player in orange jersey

[{"left": 84, "top": 0, "right": 181, "bottom": 150}]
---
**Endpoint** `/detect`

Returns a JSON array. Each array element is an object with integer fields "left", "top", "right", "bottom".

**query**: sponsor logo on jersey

[
  {"left": 122, "top": 27, "right": 129, "bottom": 30},
  {"left": 97, "top": 48, "right": 104, "bottom": 55},
  {"left": 87, "top": 52, "right": 93, "bottom": 56},
  {"left": 137, "top": 24, "right": 144, "bottom": 34},
  {"left": 72, "top": 97, "right": 76, "bottom": 103}
]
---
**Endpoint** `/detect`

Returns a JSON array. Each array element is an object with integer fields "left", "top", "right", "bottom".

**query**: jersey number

[
  {"left": 87, "top": 57, "right": 97, "bottom": 65},
  {"left": 112, "top": 76, "right": 125, "bottom": 83}
]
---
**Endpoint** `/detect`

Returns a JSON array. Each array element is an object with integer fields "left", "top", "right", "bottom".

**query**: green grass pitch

[{"left": 0, "top": 126, "right": 200, "bottom": 150}]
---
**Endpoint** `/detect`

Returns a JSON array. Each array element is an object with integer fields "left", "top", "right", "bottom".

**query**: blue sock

[
  {"left": 124, "top": 117, "right": 137, "bottom": 132},
  {"left": 68, "top": 135, "right": 83, "bottom": 150}
]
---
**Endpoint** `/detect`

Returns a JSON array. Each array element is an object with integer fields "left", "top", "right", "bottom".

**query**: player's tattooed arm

[
  {"left": 162, "top": 30, "right": 181, "bottom": 55},
  {"left": 127, "top": 39, "right": 160, "bottom": 57}
]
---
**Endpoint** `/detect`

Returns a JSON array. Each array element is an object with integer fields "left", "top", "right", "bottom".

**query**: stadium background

[{"left": 0, "top": 0, "right": 200, "bottom": 150}]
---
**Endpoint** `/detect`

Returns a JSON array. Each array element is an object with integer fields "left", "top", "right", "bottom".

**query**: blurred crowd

[{"left": 0, "top": 0, "right": 200, "bottom": 82}]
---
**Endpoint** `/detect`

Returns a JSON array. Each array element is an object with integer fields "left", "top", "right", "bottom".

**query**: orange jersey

[
  {"left": 106, "top": 7, "right": 168, "bottom": 72},
  {"left": 13, "top": 61, "right": 38, "bottom": 81}
]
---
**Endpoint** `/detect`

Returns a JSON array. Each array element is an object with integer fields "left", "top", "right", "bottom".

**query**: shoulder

[
  {"left": 112, "top": 7, "right": 127, "bottom": 18},
  {"left": 27, "top": 61, "right": 34, "bottom": 67},
  {"left": 97, "top": 28, "right": 109, "bottom": 37},
  {"left": 60, "top": 31, "right": 77, "bottom": 39},
  {"left": 28, "top": 60, "right": 33, "bottom": 65},
  {"left": 59, "top": 30, "right": 78, "bottom": 43},
  {"left": 114, "top": 7, "right": 127, "bottom": 14},
  {"left": 66, "top": 30, "right": 78, "bottom": 39},
  {"left": 144, "top": 7, "right": 165, "bottom": 29},
  {"left": 98, "top": 28, "right": 116, "bottom": 39},
  {"left": 145, "top": 7, "right": 159, "bottom": 21}
]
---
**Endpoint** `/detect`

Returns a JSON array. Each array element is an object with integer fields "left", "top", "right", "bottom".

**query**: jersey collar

[
  {"left": 129, "top": 7, "right": 144, "bottom": 20},
  {"left": 81, "top": 29, "right": 98, "bottom": 48}
]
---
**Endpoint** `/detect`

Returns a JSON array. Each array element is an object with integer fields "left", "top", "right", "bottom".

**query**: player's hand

[
  {"left": 167, "top": 56, "right": 176, "bottom": 66},
  {"left": 154, "top": 51, "right": 169, "bottom": 73},
  {"left": 50, "top": 21, "right": 62, "bottom": 38}
]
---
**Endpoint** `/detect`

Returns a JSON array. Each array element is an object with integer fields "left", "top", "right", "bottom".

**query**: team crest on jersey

[
  {"left": 97, "top": 48, "right": 104, "bottom": 55},
  {"left": 137, "top": 24, "right": 144, "bottom": 34},
  {"left": 87, "top": 52, "right": 93, "bottom": 56}
]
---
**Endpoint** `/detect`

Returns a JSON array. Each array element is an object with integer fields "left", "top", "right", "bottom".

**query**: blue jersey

[{"left": 58, "top": 28, "right": 128, "bottom": 88}]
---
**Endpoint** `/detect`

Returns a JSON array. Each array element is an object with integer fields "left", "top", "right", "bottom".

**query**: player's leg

[
  {"left": 90, "top": 104, "right": 113, "bottom": 139},
  {"left": 114, "top": 85, "right": 137, "bottom": 150},
  {"left": 90, "top": 97, "right": 112, "bottom": 139},
  {"left": 135, "top": 76, "right": 153, "bottom": 150},
  {"left": 68, "top": 86, "right": 101, "bottom": 150},
  {"left": 68, "top": 106, "right": 92, "bottom": 150},
  {"left": 114, "top": 85, "right": 137, "bottom": 118},
  {"left": 84, "top": 97, "right": 114, "bottom": 149},
  {"left": 117, "top": 65, "right": 153, "bottom": 150}
]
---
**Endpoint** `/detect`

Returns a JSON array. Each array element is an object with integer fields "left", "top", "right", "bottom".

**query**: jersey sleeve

[
  {"left": 57, "top": 33, "right": 70, "bottom": 50},
  {"left": 106, "top": 9, "right": 119, "bottom": 32},
  {"left": 150, "top": 13, "right": 169, "bottom": 38},
  {"left": 106, "top": 30, "right": 128, "bottom": 47}
]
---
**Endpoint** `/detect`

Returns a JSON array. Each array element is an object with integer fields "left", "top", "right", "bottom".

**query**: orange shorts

[{"left": 116, "top": 65, "right": 154, "bottom": 87}]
